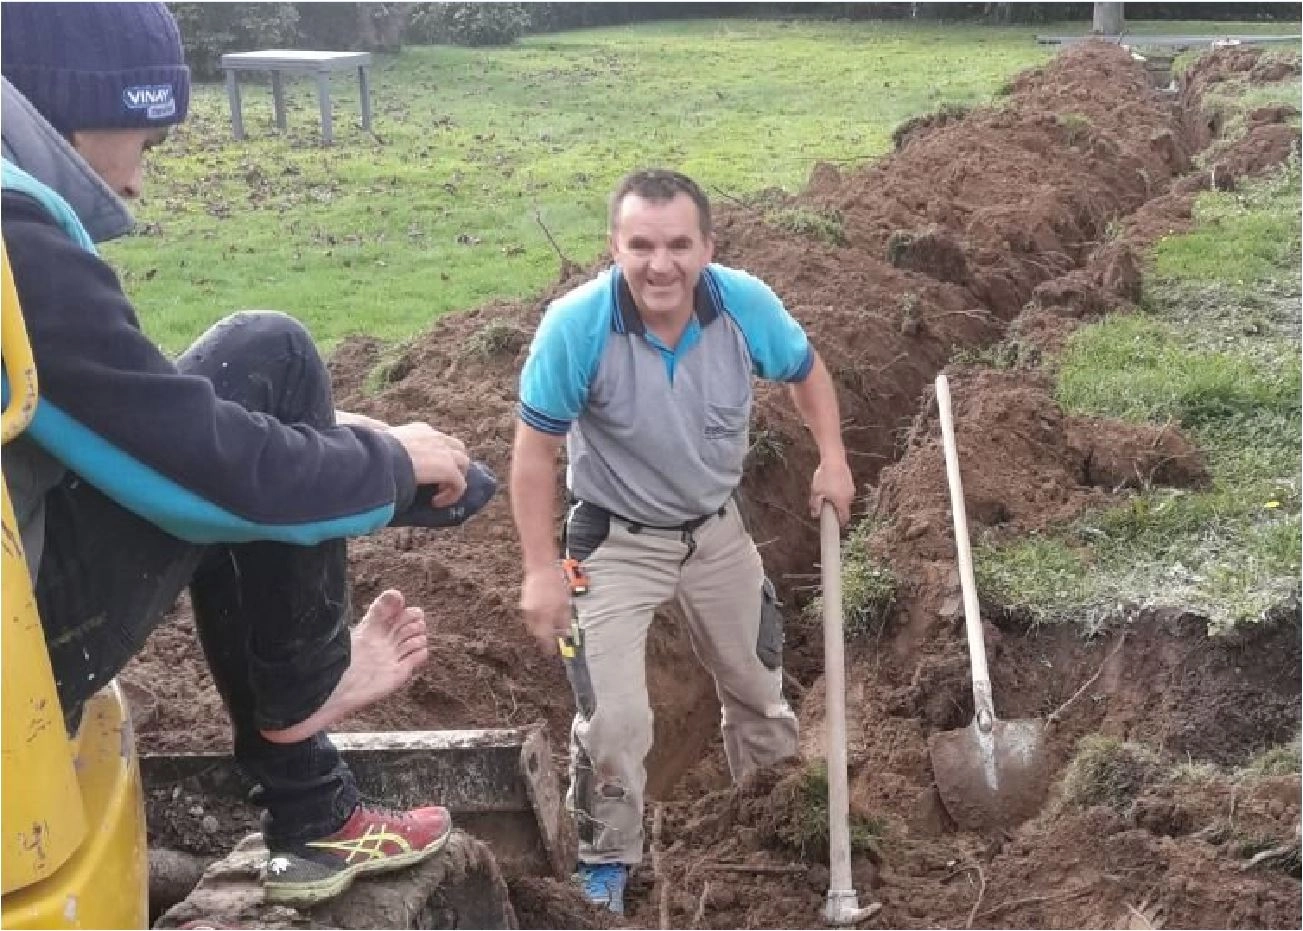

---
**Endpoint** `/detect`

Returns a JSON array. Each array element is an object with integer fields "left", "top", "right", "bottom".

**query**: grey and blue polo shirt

[{"left": 518, "top": 263, "right": 814, "bottom": 527}]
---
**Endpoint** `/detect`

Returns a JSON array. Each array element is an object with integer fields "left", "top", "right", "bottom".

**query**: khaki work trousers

[{"left": 564, "top": 499, "right": 798, "bottom": 865}]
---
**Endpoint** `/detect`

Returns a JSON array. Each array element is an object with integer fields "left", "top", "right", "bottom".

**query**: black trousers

[{"left": 35, "top": 311, "right": 359, "bottom": 845}]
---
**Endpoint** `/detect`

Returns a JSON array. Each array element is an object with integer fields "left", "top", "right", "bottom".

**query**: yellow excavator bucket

[{"left": 1, "top": 240, "right": 149, "bottom": 929}]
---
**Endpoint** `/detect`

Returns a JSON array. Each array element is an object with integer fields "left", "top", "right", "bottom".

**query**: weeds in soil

[
  {"left": 732, "top": 185, "right": 790, "bottom": 213},
  {"left": 885, "top": 231, "right": 914, "bottom": 267},
  {"left": 1057, "top": 112, "right": 1094, "bottom": 147},
  {"left": 951, "top": 336, "right": 1033, "bottom": 370},
  {"left": 976, "top": 159, "right": 1302, "bottom": 631},
  {"left": 362, "top": 338, "right": 420, "bottom": 393},
  {"left": 1133, "top": 744, "right": 1303, "bottom": 877},
  {"left": 895, "top": 291, "right": 922, "bottom": 318},
  {"left": 1058, "top": 735, "right": 1162, "bottom": 813},
  {"left": 807, "top": 519, "right": 897, "bottom": 638},
  {"left": 746, "top": 428, "right": 789, "bottom": 470},
  {"left": 1168, "top": 760, "right": 1223, "bottom": 785},
  {"left": 1158, "top": 752, "right": 1301, "bottom": 875},
  {"left": 896, "top": 291, "right": 923, "bottom": 335},
  {"left": 1164, "top": 739, "right": 1299, "bottom": 786},
  {"left": 767, "top": 206, "right": 846, "bottom": 246},
  {"left": 890, "top": 102, "right": 971, "bottom": 149},
  {"left": 1241, "top": 739, "right": 1302, "bottom": 777},
  {"left": 771, "top": 760, "right": 886, "bottom": 862},
  {"left": 464, "top": 318, "right": 527, "bottom": 358},
  {"left": 1236, "top": 834, "right": 1303, "bottom": 876}
]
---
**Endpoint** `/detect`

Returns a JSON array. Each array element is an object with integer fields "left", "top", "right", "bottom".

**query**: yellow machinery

[{"left": 0, "top": 241, "right": 149, "bottom": 929}]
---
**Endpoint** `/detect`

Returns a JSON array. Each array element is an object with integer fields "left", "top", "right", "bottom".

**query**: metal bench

[{"left": 220, "top": 50, "right": 373, "bottom": 145}]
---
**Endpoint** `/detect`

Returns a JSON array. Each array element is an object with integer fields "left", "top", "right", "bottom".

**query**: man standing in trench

[{"left": 510, "top": 169, "right": 855, "bottom": 913}]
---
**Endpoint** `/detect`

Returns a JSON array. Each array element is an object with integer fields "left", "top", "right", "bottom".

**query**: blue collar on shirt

[
  {"left": 611, "top": 266, "right": 724, "bottom": 336},
  {"left": 609, "top": 266, "right": 728, "bottom": 381}
]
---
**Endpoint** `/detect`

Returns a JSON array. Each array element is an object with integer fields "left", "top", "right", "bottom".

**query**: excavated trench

[
  {"left": 127, "top": 42, "right": 1301, "bottom": 929},
  {"left": 606, "top": 38, "right": 1288, "bottom": 803}
]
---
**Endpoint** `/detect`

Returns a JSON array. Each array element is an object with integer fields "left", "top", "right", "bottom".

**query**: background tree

[{"left": 1093, "top": 2, "right": 1126, "bottom": 34}]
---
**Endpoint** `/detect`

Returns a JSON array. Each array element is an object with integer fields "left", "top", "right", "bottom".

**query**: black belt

[
  {"left": 574, "top": 499, "right": 727, "bottom": 535},
  {"left": 621, "top": 505, "right": 726, "bottom": 535}
]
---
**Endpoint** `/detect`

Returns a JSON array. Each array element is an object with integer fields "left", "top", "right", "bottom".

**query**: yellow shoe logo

[{"left": 307, "top": 824, "right": 413, "bottom": 864}]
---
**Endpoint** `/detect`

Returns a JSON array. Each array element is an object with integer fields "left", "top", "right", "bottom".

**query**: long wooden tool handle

[
  {"left": 935, "top": 374, "right": 996, "bottom": 728},
  {"left": 820, "top": 503, "right": 854, "bottom": 896}
]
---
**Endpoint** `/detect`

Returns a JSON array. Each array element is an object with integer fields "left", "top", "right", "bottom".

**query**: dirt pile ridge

[
  {"left": 866, "top": 366, "right": 1209, "bottom": 655},
  {"left": 126, "top": 42, "right": 1301, "bottom": 928}
]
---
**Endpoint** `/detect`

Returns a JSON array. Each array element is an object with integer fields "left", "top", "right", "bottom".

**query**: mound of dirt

[
  {"left": 877, "top": 367, "right": 1204, "bottom": 533},
  {"left": 866, "top": 366, "right": 1208, "bottom": 650},
  {"left": 126, "top": 42, "right": 1301, "bottom": 929}
]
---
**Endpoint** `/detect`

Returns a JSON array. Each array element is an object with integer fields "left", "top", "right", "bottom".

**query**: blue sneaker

[{"left": 575, "top": 862, "right": 628, "bottom": 914}]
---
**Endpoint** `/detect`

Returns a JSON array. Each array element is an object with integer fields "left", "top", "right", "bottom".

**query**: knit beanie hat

[{"left": 1, "top": 2, "right": 190, "bottom": 135}]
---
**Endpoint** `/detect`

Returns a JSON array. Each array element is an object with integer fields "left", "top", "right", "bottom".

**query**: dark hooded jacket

[{"left": 1, "top": 77, "right": 417, "bottom": 577}]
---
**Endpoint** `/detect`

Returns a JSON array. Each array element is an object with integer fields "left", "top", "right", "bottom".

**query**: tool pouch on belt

[{"left": 756, "top": 576, "right": 784, "bottom": 670}]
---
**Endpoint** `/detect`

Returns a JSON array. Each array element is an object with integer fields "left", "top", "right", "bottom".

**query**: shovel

[
  {"left": 926, "top": 374, "right": 1049, "bottom": 831},
  {"left": 820, "top": 502, "right": 882, "bottom": 925}
]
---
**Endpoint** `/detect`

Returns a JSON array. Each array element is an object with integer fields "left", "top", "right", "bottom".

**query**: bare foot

[{"left": 260, "top": 589, "right": 429, "bottom": 744}]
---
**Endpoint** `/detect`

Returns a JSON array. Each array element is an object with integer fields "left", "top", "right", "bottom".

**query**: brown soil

[
  {"left": 621, "top": 608, "right": 1300, "bottom": 930},
  {"left": 127, "top": 43, "right": 1301, "bottom": 928}
]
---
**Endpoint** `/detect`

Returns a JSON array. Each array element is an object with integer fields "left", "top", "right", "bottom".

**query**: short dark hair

[{"left": 609, "top": 169, "right": 712, "bottom": 237}]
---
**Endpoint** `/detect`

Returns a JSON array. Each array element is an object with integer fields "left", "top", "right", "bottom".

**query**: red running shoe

[{"left": 261, "top": 803, "right": 452, "bottom": 906}]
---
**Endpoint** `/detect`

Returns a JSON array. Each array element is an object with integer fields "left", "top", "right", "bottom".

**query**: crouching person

[{"left": 2, "top": 2, "right": 493, "bottom": 905}]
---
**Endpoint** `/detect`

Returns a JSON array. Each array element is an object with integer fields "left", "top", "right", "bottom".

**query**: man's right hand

[
  {"left": 520, "top": 565, "right": 572, "bottom": 653},
  {"left": 388, "top": 423, "right": 470, "bottom": 506}
]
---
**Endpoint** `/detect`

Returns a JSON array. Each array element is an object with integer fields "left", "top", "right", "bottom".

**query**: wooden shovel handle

[
  {"left": 935, "top": 374, "right": 996, "bottom": 727},
  {"left": 820, "top": 503, "right": 857, "bottom": 897}
]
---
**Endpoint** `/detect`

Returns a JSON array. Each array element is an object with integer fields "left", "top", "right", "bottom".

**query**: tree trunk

[
  {"left": 983, "top": 2, "right": 1013, "bottom": 24},
  {"left": 1092, "top": 2, "right": 1125, "bottom": 35},
  {"left": 355, "top": 3, "right": 412, "bottom": 53}
]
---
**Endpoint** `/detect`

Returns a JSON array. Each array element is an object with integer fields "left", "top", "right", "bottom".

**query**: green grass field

[{"left": 106, "top": 17, "right": 1297, "bottom": 353}]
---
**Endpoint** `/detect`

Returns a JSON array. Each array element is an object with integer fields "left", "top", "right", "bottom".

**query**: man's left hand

[{"left": 810, "top": 457, "right": 855, "bottom": 527}]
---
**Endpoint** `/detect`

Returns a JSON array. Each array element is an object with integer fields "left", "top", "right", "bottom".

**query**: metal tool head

[
  {"left": 824, "top": 890, "right": 883, "bottom": 925},
  {"left": 928, "top": 715, "right": 1050, "bottom": 831}
]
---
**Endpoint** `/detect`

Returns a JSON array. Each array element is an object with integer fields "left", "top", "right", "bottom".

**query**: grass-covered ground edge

[{"left": 970, "top": 130, "right": 1300, "bottom": 634}]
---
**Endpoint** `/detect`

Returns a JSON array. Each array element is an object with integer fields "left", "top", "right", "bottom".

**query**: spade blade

[{"left": 929, "top": 716, "right": 1050, "bottom": 831}]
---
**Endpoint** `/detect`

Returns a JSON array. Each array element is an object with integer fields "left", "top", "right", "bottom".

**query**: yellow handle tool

[{"left": 556, "top": 557, "right": 589, "bottom": 658}]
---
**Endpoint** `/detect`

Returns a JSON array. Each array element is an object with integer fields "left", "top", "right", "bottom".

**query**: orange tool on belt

[{"left": 561, "top": 558, "right": 589, "bottom": 595}]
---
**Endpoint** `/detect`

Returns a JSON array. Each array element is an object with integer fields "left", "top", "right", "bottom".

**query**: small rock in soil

[{"left": 905, "top": 519, "right": 931, "bottom": 540}]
